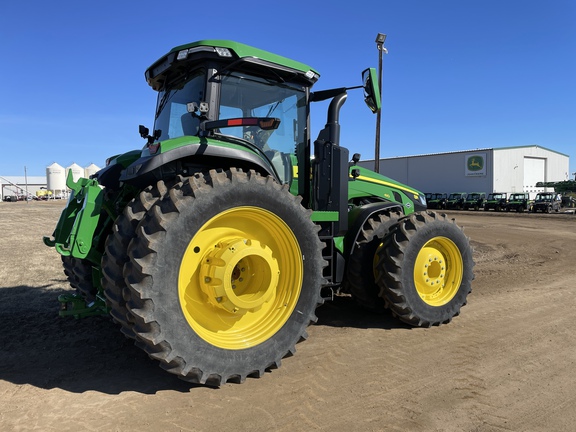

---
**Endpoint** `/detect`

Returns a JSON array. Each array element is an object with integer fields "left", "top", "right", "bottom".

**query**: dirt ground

[{"left": 1, "top": 200, "right": 575, "bottom": 432}]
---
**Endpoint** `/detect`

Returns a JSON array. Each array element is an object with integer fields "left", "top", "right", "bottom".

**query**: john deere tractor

[{"left": 44, "top": 40, "right": 474, "bottom": 385}]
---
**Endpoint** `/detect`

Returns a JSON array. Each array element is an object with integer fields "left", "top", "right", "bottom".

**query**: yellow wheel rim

[
  {"left": 413, "top": 236, "right": 463, "bottom": 306},
  {"left": 178, "top": 206, "right": 303, "bottom": 350}
]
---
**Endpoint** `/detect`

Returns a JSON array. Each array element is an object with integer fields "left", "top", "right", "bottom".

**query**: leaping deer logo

[{"left": 468, "top": 156, "right": 484, "bottom": 171}]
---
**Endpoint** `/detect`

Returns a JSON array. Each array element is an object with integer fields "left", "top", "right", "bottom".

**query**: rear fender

[
  {"left": 95, "top": 149, "right": 142, "bottom": 189},
  {"left": 120, "top": 141, "right": 277, "bottom": 187}
]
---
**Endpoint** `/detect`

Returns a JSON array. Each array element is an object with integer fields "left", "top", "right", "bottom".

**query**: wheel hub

[
  {"left": 200, "top": 238, "right": 280, "bottom": 314},
  {"left": 412, "top": 236, "right": 464, "bottom": 307},
  {"left": 415, "top": 246, "right": 446, "bottom": 300},
  {"left": 179, "top": 205, "right": 304, "bottom": 350}
]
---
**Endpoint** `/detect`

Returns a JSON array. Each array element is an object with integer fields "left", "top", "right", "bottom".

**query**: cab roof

[{"left": 145, "top": 39, "right": 320, "bottom": 91}]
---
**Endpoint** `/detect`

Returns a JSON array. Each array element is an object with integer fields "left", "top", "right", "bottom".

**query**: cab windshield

[
  {"left": 152, "top": 69, "right": 307, "bottom": 184},
  {"left": 218, "top": 72, "right": 307, "bottom": 183}
]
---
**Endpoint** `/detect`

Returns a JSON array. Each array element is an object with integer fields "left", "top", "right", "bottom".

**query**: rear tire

[
  {"left": 101, "top": 180, "right": 176, "bottom": 339},
  {"left": 375, "top": 211, "right": 474, "bottom": 327},
  {"left": 124, "top": 169, "right": 325, "bottom": 385}
]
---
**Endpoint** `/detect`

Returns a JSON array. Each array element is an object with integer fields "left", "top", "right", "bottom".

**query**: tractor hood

[{"left": 349, "top": 165, "right": 427, "bottom": 213}]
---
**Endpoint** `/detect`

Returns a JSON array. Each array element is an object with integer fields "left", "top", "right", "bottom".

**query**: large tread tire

[
  {"left": 124, "top": 168, "right": 325, "bottom": 385},
  {"left": 61, "top": 256, "right": 97, "bottom": 301},
  {"left": 375, "top": 211, "right": 474, "bottom": 327},
  {"left": 344, "top": 210, "right": 402, "bottom": 312},
  {"left": 61, "top": 255, "right": 82, "bottom": 289},
  {"left": 101, "top": 180, "right": 176, "bottom": 339}
]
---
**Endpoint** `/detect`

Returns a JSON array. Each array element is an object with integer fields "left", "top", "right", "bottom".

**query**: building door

[{"left": 523, "top": 157, "right": 546, "bottom": 198}]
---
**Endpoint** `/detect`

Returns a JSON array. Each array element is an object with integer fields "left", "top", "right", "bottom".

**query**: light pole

[{"left": 374, "top": 33, "right": 387, "bottom": 174}]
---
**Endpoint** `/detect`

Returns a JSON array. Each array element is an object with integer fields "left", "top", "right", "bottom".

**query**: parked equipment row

[{"left": 426, "top": 192, "right": 573, "bottom": 213}]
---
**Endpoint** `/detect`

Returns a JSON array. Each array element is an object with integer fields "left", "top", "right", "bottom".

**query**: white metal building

[
  {"left": 0, "top": 176, "right": 47, "bottom": 200},
  {"left": 361, "top": 145, "right": 570, "bottom": 198}
]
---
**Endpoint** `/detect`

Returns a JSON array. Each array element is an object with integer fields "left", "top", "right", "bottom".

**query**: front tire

[
  {"left": 124, "top": 169, "right": 324, "bottom": 385},
  {"left": 375, "top": 211, "right": 474, "bottom": 327}
]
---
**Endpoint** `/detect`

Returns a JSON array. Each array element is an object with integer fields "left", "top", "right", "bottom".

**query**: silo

[
  {"left": 46, "top": 162, "right": 66, "bottom": 192},
  {"left": 84, "top": 163, "right": 100, "bottom": 178},
  {"left": 66, "top": 163, "right": 84, "bottom": 183}
]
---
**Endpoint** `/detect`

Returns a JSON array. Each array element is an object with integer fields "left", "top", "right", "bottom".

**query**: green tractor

[{"left": 44, "top": 40, "right": 474, "bottom": 385}]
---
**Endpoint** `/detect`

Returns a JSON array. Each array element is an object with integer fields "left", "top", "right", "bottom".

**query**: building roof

[
  {"left": 0, "top": 176, "right": 47, "bottom": 184},
  {"left": 363, "top": 144, "right": 568, "bottom": 162},
  {"left": 494, "top": 144, "right": 569, "bottom": 158}
]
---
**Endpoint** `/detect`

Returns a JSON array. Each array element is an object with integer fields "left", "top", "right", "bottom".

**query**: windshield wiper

[
  {"left": 266, "top": 100, "right": 283, "bottom": 117},
  {"left": 155, "top": 89, "right": 176, "bottom": 119}
]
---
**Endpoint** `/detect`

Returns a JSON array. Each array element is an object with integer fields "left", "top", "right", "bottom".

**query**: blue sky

[{"left": 1, "top": 0, "right": 574, "bottom": 178}]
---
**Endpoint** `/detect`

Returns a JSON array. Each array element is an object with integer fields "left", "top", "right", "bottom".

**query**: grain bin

[
  {"left": 46, "top": 162, "right": 66, "bottom": 192},
  {"left": 66, "top": 163, "right": 84, "bottom": 183},
  {"left": 84, "top": 163, "right": 100, "bottom": 178}
]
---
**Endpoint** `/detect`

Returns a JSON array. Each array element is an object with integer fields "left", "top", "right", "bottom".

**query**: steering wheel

[{"left": 244, "top": 126, "right": 273, "bottom": 150}]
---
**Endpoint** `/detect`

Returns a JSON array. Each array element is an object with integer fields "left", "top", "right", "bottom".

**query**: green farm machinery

[{"left": 44, "top": 40, "right": 474, "bottom": 385}]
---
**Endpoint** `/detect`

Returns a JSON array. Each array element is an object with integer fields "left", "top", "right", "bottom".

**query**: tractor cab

[
  {"left": 118, "top": 40, "right": 424, "bottom": 232},
  {"left": 124, "top": 40, "right": 319, "bottom": 190}
]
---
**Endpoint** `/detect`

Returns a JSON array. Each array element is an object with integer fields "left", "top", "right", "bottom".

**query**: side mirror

[
  {"left": 139, "top": 125, "right": 149, "bottom": 138},
  {"left": 349, "top": 153, "right": 361, "bottom": 168},
  {"left": 362, "top": 68, "right": 381, "bottom": 113},
  {"left": 139, "top": 125, "right": 160, "bottom": 144}
]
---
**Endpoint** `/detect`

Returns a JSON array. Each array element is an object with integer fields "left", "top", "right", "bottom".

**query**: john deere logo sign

[
  {"left": 467, "top": 156, "right": 484, "bottom": 171},
  {"left": 465, "top": 153, "right": 486, "bottom": 176}
]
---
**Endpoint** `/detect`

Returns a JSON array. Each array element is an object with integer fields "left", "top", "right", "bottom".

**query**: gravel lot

[{"left": 1, "top": 200, "right": 575, "bottom": 432}]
